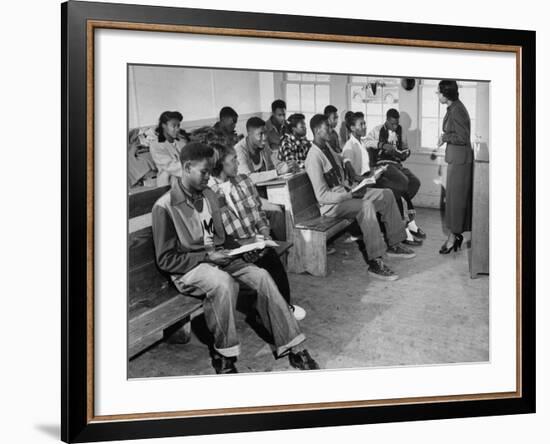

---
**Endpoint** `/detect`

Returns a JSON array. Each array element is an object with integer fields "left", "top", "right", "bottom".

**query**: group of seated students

[{"left": 147, "top": 99, "right": 425, "bottom": 374}]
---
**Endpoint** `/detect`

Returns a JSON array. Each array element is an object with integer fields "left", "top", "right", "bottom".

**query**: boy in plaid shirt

[
  {"left": 209, "top": 143, "right": 306, "bottom": 321},
  {"left": 278, "top": 113, "right": 312, "bottom": 168}
]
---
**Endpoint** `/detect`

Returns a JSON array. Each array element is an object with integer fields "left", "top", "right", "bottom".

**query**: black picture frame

[{"left": 61, "top": 1, "right": 536, "bottom": 442}]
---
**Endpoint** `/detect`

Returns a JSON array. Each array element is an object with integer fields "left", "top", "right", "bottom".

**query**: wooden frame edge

[{"left": 83, "top": 18, "right": 525, "bottom": 425}]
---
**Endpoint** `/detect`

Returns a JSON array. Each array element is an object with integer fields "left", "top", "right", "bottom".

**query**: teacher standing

[{"left": 436, "top": 80, "right": 473, "bottom": 254}]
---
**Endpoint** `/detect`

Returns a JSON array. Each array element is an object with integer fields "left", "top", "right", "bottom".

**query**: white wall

[{"left": 129, "top": 65, "right": 263, "bottom": 131}]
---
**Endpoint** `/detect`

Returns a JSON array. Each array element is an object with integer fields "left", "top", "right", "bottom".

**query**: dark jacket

[{"left": 442, "top": 99, "right": 473, "bottom": 165}]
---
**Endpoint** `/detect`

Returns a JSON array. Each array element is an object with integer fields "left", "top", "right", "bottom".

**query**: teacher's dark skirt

[{"left": 445, "top": 161, "right": 473, "bottom": 234}]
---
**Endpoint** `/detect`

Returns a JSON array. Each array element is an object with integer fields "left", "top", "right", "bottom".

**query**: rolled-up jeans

[
  {"left": 171, "top": 259, "right": 305, "bottom": 358},
  {"left": 324, "top": 188, "right": 407, "bottom": 260}
]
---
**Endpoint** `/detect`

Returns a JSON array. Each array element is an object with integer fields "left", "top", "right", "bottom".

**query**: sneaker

[
  {"left": 211, "top": 354, "right": 238, "bottom": 374},
  {"left": 290, "top": 304, "right": 307, "bottom": 321},
  {"left": 403, "top": 237, "right": 423, "bottom": 246},
  {"left": 386, "top": 243, "right": 416, "bottom": 259},
  {"left": 367, "top": 258, "right": 399, "bottom": 281},
  {"left": 288, "top": 349, "right": 320, "bottom": 370},
  {"left": 327, "top": 246, "right": 337, "bottom": 255}
]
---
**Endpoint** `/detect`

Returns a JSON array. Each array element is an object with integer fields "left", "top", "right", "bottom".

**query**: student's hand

[
  {"left": 243, "top": 250, "right": 261, "bottom": 263},
  {"left": 437, "top": 134, "right": 445, "bottom": 147},
  {"left": 382, "top": 143, "right": 395, "bottom": 153},
  {"left": 287, "top": 160, "right": 300, "bottom": 173},
  {"left": 207, "top": 250, "right": 232, "bottom": 266},
  {"left": 354, "top": 174, "right": 365, "bottom": 183}
]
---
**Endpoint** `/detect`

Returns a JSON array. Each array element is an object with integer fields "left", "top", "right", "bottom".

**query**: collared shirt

[
  {"left": 234, "top": 136, "right": 277, "bottom": 183},
  {"left": 208, "top": 175, "right": 270, "bottom": 240},
  {"left": 342, "top": 134, "right": 371, "bottom": 176},
  {"left": 264, "top": 116, "right": 287, "bottom": 152},
  {"left": 151, "top": 180, "right": 229, "bottom": 276},
  {"left": 278, "top": 133, "right": 312, "bottom": 166}
]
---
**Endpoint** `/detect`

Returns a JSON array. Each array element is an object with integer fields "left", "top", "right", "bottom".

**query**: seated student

[
  {"left": 304, "top": 114, "right": 415, "bottom": 281},
  {"left": 151, "top": 142, "right": 319, "bottom": 374},
  {"left": 365, "top": 108, "right": 426, "bottom": 240},
  {"left": 278, "top": 113, "right": 312, "bottom": 168},
  {"left": 264, "top": 99, "right": 288, "bottom": 155},
  {"left": 342, "top": 111, "right": 422, "bottom": 246},
  {"left": 324, "top": 105, "right": 342, "bottom": 153},
  {"left": 208, "top": 143, "right": 306, "bottom": 321},
  {"left": 149, "top": 111, "right": 187, "bottom": 186},
  {"left": 235, "top": 116, "right": 299, "bottom": 182},
  {"left": 191, "top": 106, "right": 242, "bottom": 149},
  {"left": 234, "top": 117, "right": 290, "bottom": 241}
]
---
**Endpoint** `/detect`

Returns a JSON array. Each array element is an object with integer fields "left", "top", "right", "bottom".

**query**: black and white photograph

[{"left": 127, "top": 65, "right": 490, "bottom": 377}]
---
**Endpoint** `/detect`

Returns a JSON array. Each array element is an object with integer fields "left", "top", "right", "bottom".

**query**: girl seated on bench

[{"left": 208, "top": 143, "right": 306, "bottom": 321}]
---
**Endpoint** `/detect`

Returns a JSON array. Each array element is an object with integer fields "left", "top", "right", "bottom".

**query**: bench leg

[
  {"left": 289, "top": 229, "right": 328, "bottom": 277},
  {"left": 164, "top": 317, "right": 192, "bottom": 345}
]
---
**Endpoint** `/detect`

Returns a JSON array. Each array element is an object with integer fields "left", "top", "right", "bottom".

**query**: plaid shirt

[
  {"left": 278, "top": 133, "right": 312, "bottom": 166},
  {"left": 208, "top": 175, "right": 270, "bottom": 239}
]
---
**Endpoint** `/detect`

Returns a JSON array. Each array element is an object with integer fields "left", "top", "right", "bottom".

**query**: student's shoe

[
  {"left": 291, "top": 304, "right": 307, "bottom": 321},
  {"left": 212, "top": 354, "right": 238, "bottom": 374},
  {"left": 327, "top": 246, "right": 337, "bottom": 255},
  {"left": 367, "top": 258, "right": 399, "bottom": 281},
  {"left": 408, "top": 225, "right": 427, "bottom": 239},
  {"left": 289, "top": 349, "right": 320, "bottom": 370},
  {"left": 386, "top": 243, "right": 416, "bottom": 259},
  {"left": 403, "top": 229, "right": 423, "bottom": 246}
]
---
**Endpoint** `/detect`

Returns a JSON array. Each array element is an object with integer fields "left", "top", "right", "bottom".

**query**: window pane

[
  {"left": 301, "top": 73, "right": 316, "bottom": 82},
  {"left": 301, "top": 84, "right": 315, "bottom": 112},
  {"left": 286, "top": 73, "right": 301, "bottom": 81},
  {"left": 350, "top": 85, "right": 366, "bottom": 113},
  {"left": 315, "top": 74, "right": 331, "bottom": 82},
  {"left": 421, "top": 117, "right": 440, "bottom": 148},
  {"left": 459, "top": 87, "right": 477, "bottom": 120},
  {"left": 422, "top": 85, "right": 439, "bottom": 117},
  {"left": 285, "top": 83, "right": 300, "bottom": 111},
  {"left": 350, "top": 75, "right": 369, "bottom": 83},
  {"left": 315, "top": 85, "right": 330, "bottom": 113}
]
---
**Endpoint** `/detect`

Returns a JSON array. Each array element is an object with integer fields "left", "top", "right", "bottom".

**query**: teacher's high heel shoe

[{"left": 439, "top": 236, "right": 460, "bottom": 254}]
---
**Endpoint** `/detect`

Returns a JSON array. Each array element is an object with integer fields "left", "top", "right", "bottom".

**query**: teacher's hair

[{"left": 438, "top": 80, "right": 460, "bottom": 101}]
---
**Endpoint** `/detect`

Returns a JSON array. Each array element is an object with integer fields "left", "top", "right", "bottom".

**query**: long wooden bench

[
  {"left": 285, "top": 173, "right": 352, "bottom": 277},
  {"left": 129, "top": 185, "right": 293, "bottom": 359}
]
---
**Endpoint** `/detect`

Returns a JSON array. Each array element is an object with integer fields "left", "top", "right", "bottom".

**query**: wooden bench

[
  {"left": 257, "top": 172, "right": 353, "bottom": 277},
  {"left": 129, "top": 185, "right": 293, "bottom": 358},
  {"left": 287, "top": 173, "right": 352, "bottom": 276}
]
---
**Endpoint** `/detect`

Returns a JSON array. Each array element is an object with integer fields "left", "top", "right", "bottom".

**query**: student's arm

[
  {"left": 152, "top": 205, "right": 207, "bottom": 275},
  {"left": 245, "top": 177, "right": 270, "bottom": 235},
  {"left": 150, "top": 143, "right": 182, "bottom": 177},
  {"left": 235, "top": 144, "right": 253, "bottom": 176},
  {"left": 305, "top": 151, "right": 351, "bottom": 205},
  {"left": 364, "top": 126, "right": 381, "bottom": 149}
]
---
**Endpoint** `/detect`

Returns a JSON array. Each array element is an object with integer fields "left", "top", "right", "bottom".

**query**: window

[
  {"left": 284, "top": 73, "right": 330, "bottom": 137},
  {"left": 420, "top": 79, "right": 477, "bottom": 148},
  {"left": 348, "top": 76, "right": 400, "bottom": 130}
]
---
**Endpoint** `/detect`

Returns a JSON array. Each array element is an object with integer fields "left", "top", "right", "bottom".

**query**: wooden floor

[{"left": 128, "top": 207, "right": 489, "bottom": 378}]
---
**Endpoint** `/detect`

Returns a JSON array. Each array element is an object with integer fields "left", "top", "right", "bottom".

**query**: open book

[
  {"left": 226, "top": 240, "right": 279, "bottom": 257},
  {"left": 351, "top": 165, "right": 388, "bottom": 193}
]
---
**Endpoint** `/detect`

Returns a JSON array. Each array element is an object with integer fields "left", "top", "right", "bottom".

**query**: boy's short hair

[
  {"left": 323, "top": 105, "right": 338, "bottom": 116},
  {"left": 246, "top": 116, "right": 266, "bottom": 131},
  {"left": 309, "top": 114, "right": 328, "bottom": 133},
  {"left": 271, "top": 99, "right": 287, "bottom": 112},
  {"left": 219, "top": 106, "right": 238, "bottom": 121},
  {"left": 179, "top": 142, "right": 214, "bottom": 164},
  {"left": 386, "top": 108, "right": 400, "bottom": 120}
]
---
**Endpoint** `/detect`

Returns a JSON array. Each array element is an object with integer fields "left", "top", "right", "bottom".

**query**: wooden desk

[
  {"left": 469, "top": 143, "right": 489, "bottom": 278},
  {"left": 256, "top": 172, "right": 308, "bottom": 274}
]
